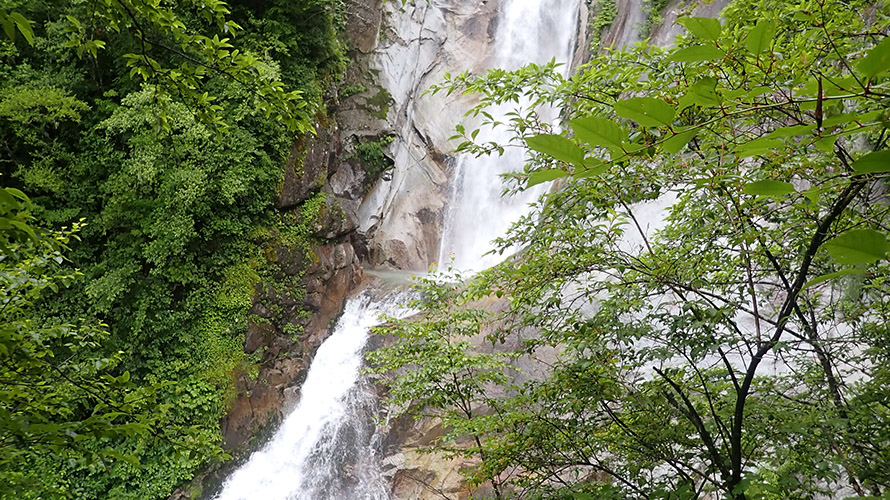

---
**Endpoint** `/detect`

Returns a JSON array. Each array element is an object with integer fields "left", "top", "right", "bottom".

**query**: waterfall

[
  {"left": 438, "top": 0, "right": 580, "bottom": 271},
  {"left": 214, "top": 291, "right": 413, "bottom": 500},
  {"left": 214, "top": 0, "right": 582, "bottom": 498}
]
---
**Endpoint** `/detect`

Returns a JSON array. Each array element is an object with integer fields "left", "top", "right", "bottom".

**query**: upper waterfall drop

[{"left": 436, "top": 0, "right": 581, "bottom": 272}]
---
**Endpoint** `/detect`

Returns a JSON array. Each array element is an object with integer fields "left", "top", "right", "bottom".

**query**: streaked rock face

[
  {"left": 357, "top": 0, "right": 502, "bottom": 271},
  {"left": 649, "top": 0, "right": 731, "bottom": 47}
]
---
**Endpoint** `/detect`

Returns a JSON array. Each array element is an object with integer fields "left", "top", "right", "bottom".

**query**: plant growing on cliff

[
  {"left": 377, "top": 0, "right": 890, "bottom": 498},
  {"left": 589, "top": 0, "right": 618, "bottom": 53},
  {"left": 354, "top": 135, "right": 395, "bottom": 180}
]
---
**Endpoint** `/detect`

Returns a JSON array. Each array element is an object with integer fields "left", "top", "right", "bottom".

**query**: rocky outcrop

[
  {"left": 602, "top": 0, "right": 649, "bottom": 49},
  {"left": 356, "top": 0, "right": 508, "bottom": 271},
  {"left": 277, "top": 126, "right": 335, "bottom": 209},
  {"left": 222, "top": 133, "right": 366, "bottom": 452}
]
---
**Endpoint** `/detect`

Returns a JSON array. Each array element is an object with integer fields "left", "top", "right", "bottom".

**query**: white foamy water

[
  {"left": 437, "top": 0, "right": 581, "bottom": 272},
  {"left": 214, "top": 292, "right": 412, "bottom": 500}
]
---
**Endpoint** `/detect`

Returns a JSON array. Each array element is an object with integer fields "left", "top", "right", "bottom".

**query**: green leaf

[
  {"left": 0, "top": 189, "right": 23, "bottom": 211},
  {"left": 851, "top": 150, "right": 890, "bottom": 174},
  {"left": 1, "top": 15, "right": 15, "bottom": 42},
  {"left": 814, "top": 136, "right": 836, "bottom": 153},
  {"left": 668, "top": 45, "right": 725, "bottom": 63},
  {"left": 107, "top": 450, "right": 142, "bottom": 468},
  {"left": 614, "top": 97, "right": 676, "bottom": 128},
  {"left": 525, "top": 134, "right": 585, "bottom": 165},
  {"left": 678, "top": 17, "right": 722, "bottom": 41},
  {"left": 9, "top": 220, "right": 38, "bottom": 242},
  {"left": 857, "top": 36, "right": 890, "bottom": 80},
  {"left": 735, "top": 137, "right": 782, "bottom": 157},
  {"left": 742, "top": 180, "right": 796, "bottom": 197},
  {"left": 746, "top": 20, "right": 777, "bottom": 57},
  {"left": 802, "top": 187, "right": 821, "bottom": 204},
  {"left": 527, "top": 168, "right": 568, "bottom": 187},
  {"left": 767, "top": 125, "right": 814, "bottom": 138},
  {"left": 662, "top": 127, "right": 697, "bottom": 154},
  {"left": 824, "top": 229, "right": 890, "bottom": 265},
  {"left": 569, "top": 116, "right": 627, "bottom": 150},
  {"left": 4, "top": 188, "right": 28, "bottom": 202},
  {"left": 803, "top": 268, "right": 866, "bottom": 291},
  {"left": 822, "top": 110, "right": 883, "bottom": 128},
  {"left": 678, "top": 77, "right": 721, "bottom": 109},
  {"left": 8, "top": 12, "right": 33, "bottom": 45},
  {"left": 747, "top": 86, "right": 773, "bottom": 98},
  {"left": 65, "top": 15, "right": 82, "bottom": 30}
]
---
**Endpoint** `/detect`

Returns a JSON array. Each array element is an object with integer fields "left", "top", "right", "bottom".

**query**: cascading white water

[
  {"left": 214, "top": 291, "right": 413, "bottom": 500},
  {"left": 437, "top": 0, "right": 580, "bottom": 271},
  {"left": 214, "top": 0, "right": 582, "bottom": 498}
]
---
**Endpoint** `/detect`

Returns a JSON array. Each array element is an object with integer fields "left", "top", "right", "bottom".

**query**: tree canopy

[
  {"left": 372, "top": 0, "right": 890, "bottom": 498},
  {"left": 1, "top": 0, "right": 345, "bottom": 497}
]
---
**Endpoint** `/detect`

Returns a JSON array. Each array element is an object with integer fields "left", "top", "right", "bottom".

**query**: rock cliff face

[
  {"left": 357, "top": 0, "right": 508, "bottom": 271},
  {"left": 649, "top": 0, "right": 731, "bottom": 47}
]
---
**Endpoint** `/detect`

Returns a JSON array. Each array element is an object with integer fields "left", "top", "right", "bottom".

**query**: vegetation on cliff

[
  {"left": 372, "top": 0, "right": 890, "bottom": 498},
  {"left": 0, "top": 0, "right": 345, "bottom": 498}
]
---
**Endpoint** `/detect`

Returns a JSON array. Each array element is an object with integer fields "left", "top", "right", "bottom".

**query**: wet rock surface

[
  {"left": 221, "top": 240, "right": 363, "bottom": 451},
  {"left": 277, "top": 126, "right": 335, "bottom": 209},
  {"left": 356, "top": 0, "right": 505, "bottom": 271},
  {"left": 649, "top": 0, "right": 731, "bottom": 47}
]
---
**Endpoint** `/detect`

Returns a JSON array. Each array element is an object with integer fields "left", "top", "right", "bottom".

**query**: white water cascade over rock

[
  {"left": 213, "top": 0, "right": 583, "bottom": 498},
  {"left": 437, "top": 0, "right": 580, "bottom": 271},
  {"left": 214, "top": 291, "right": 413, "bottom": 500}
]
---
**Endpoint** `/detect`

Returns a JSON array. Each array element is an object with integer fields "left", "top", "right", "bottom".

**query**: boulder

[{"left": 277, "top": 125, "right": 337, "bottom": 209}]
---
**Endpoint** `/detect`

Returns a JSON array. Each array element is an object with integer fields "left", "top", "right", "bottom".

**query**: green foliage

[
  {"left": 354, "top": 135, "right": 394, "bottom": 179},
  {"left": 391, "top": 0, "right": 890, "bottom": 498},
  {"left": 0, "top": 0, "right": 346, "bottom": 497},
  {"left": 367, "top": 272, "right": 517, "bottom": 496},
  {"left": 588, "top": 0, "right": 618, "bottom": 53},
  {"left": 0, "top": 9, "right": 33, "bottom": 44},
  {"left": 364, "top": 86, "right": 393, "bottom": 119},
  {"left": 340, "top": 83, "right": 368, "bottom": 99},
  {"left": 0, "top": 210, "right": 171, "bottom": 498},
  {"left": 642, "top": 0, "right": 672, "bottom": 37},
  {"left": 67, "top": 0, "right": 311, "bottom": 132}
]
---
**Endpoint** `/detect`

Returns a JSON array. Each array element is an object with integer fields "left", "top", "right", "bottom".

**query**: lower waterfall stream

[
  {"left": 214, "top": 291, "right": 411, "bottom": 500},
  {"left": 213, "top": 0, "right": 581, "bottom": 498}
]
